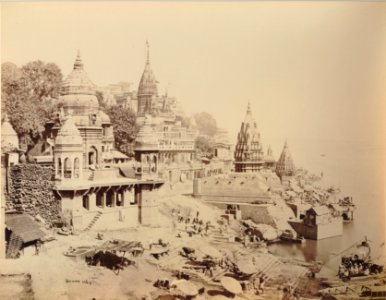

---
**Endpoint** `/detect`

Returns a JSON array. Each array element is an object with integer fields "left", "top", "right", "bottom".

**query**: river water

[{"left": 266, "top": 138, "right": 385, "bottom": 275}]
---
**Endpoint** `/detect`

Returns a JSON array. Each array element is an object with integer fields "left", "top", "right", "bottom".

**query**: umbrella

[
  {"left": 220, "top": 276, "right": 242, "bottom": 295},
  {"left": 171, "top": 279, "right": 198, "bottom": 297},
  {"left": 199, "top": 245, "right": 221, "bottom": 258},
  {"left": 237, "top": 260, "right": 256, "bottom": 275}
]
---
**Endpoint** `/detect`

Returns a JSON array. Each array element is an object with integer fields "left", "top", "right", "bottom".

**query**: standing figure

[{"left": 35, "top": 240, "right": 41, "bottom": 256}]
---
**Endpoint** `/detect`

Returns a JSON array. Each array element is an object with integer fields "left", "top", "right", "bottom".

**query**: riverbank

[{"left": 0, "top": 188, "right": 324, "bottom": 300}]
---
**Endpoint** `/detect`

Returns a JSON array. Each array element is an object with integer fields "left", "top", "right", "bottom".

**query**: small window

[{"left": 91, "top": 114, "right": 97, "bottom": 125}]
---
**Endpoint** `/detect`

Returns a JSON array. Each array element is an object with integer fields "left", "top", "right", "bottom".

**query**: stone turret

[
  {"left": 134, "top": 115, "right": 159, "bottom": 179},
  {"left": 234, "top": 102, "right": 265, "bottom": 172},
  {"left": 54, "top": 115, "right": 83, "bottom": 180},
  {"left": 1, "top": 114, "right": 19, "bottom": 152},
  {"left": 214, "top": 128, "right": 232, "bottom": 161},
  {"left": 265, "top": 145, "right": 276, "bottom": 170},
  {"left": 137, "top": 41, "right": 158, "bottom": 117},
  {"left": 275, "top": 140, "right": 295, "bottom": 179}
]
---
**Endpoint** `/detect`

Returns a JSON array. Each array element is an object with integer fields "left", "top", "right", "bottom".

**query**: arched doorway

[
  {"left": 88, "top": 146, "right": 98, "bottom": 166},
  {"left": 64, "top": 157, "right": 71, "bottom": 178},
  {"left": 74, "top": 157, "right": 80, "bottom": 178}
]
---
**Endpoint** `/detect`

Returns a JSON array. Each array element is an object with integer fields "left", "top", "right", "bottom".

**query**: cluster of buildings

[
  {"left": 1, "top": 43, "right": 349, "bottom": 260},
  {"left": 1, "top": 44, "right": 233, "bottom": 244}
]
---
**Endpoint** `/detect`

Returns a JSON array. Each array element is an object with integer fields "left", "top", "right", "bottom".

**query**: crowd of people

[{"left": 339, "top": 255, "right": 371, "bottom": 279}]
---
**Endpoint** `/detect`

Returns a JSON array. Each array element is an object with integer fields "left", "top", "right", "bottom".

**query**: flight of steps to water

[
  {"left": 6, "top": 233, "right": 23, "bottom": 258},
  {"left": 83, "top": 211, "right": 102, "bottom": 231},
  {"left": 210, "top": 228, "right": 233, "bottom": 244}
]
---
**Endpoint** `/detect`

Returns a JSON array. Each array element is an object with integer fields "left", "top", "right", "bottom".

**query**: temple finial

[
  {"left": 246, "top": 101, "right": 252, "bottom": 115},
  {"left": 3, "top": 112, "right": 9, "bottom": 122},
  {"left": 146, "top": 40, "right": 150, "bottom": 63},
  {"left": 74, "top": 49, "right": 83, "bottom": 70}
]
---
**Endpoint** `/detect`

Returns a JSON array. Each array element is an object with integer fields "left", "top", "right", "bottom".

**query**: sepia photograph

[{"left": 1, "top": 2, "right": 385, "bottom": 299}]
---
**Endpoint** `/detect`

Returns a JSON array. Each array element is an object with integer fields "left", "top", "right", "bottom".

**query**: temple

[
  {"left": 26, "top": 53, "right": 165, "bottom": 230},
  {"left": 134, "top": 42, "right": 227, "bottom": 182},
  {"left": 233, "top": 103, "right": 274, "bottom": 172},
  {"left": 275, "top": 140, "right": 295, "bottom": 181}
]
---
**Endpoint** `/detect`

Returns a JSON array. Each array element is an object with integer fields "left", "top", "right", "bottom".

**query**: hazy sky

[{"left": 1, "top": 2, "right": 386, "bottom": 150}]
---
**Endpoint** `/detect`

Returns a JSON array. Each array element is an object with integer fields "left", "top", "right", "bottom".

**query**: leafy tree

[
  {"left": 20, "top": 61, "right": 62, "bottom": 99},
  {"left": 193, "top": 112, "right": 218, "bottom": 137},
  {"left": 195, "top": 135, "right": 215, "bottom": 156},
  {"left": 105, "top": 105, "right": 138, "bottom": 156},
  {"left": 1, "top": 61, "right": 62, "bottom": 147}
]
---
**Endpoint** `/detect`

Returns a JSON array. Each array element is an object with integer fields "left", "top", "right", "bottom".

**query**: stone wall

[
  {"left": 193, "top": 175, "right": 272, "bottom": 204},
  {"left": 6, "top": 164, "right": 60, "bottom": 225}
]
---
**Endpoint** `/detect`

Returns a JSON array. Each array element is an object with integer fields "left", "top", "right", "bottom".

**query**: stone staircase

[
  {"left": 210, "top": 228, "right": 233, "bottom": 244},
  {"left": 83, "top": 211, "right": 102, "bottom": 231},
  {"left": 6, "top": 233, "right": 23, "bottom": 258}
]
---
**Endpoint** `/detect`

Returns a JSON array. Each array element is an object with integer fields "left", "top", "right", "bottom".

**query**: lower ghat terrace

[{"left": 54, "top": 168, "right": 164, "bottom": 230}]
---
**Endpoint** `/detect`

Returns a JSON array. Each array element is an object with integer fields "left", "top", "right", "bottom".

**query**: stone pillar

[
  {"left": 120, "top": 191, "right": 124, "bottom": 207},
  {"left": 139, "top": 184, "right": 158, "bottom": 226},
  {"left": 123, "top": 189, "right": 131, "bottom": 207},
  {"left": 61, "top": 157, "right": 64, "bottom": 179},
  {"left": 101, "top": 192, "right": 106, "bottom": 208},
  {"left": 71, "top": 157, "right": 74, "bottom": 179},
  {"left": 54, "top": 157, "right": 58, "bottom": 179},
  {"left": 110, "top": 190, "right": 115, "bottom": 207},
  {"left": 193, "top": 178, "right": 202, "bottom": 197},
  {"left": 89, "top": 193, "right": 97, "bottom": 211},
  {"left": 134, "top": 185, "right": 141, "bottom": 205}
]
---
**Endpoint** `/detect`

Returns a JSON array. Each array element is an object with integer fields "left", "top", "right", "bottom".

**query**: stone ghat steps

[
  {"left": 209, "top": 229, "right": 233, "bottom": 244},
  {"left": 83, "top": 211, "right": 103, "bottom": 231}
]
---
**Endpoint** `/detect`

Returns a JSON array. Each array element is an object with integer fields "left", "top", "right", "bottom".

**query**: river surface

[{"left": 266, "top": 138, "right": 385, "bottom": 275}]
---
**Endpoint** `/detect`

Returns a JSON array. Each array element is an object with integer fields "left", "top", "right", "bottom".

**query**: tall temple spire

[
  {"left": 234, "top": 101, "right": 265, "bottom": 172},
  {"left": 137, "top": 40, "right": 158, "bottom": 116},
  {"left": 73, "top": 50, "right": 83, "bottom": 70}
]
